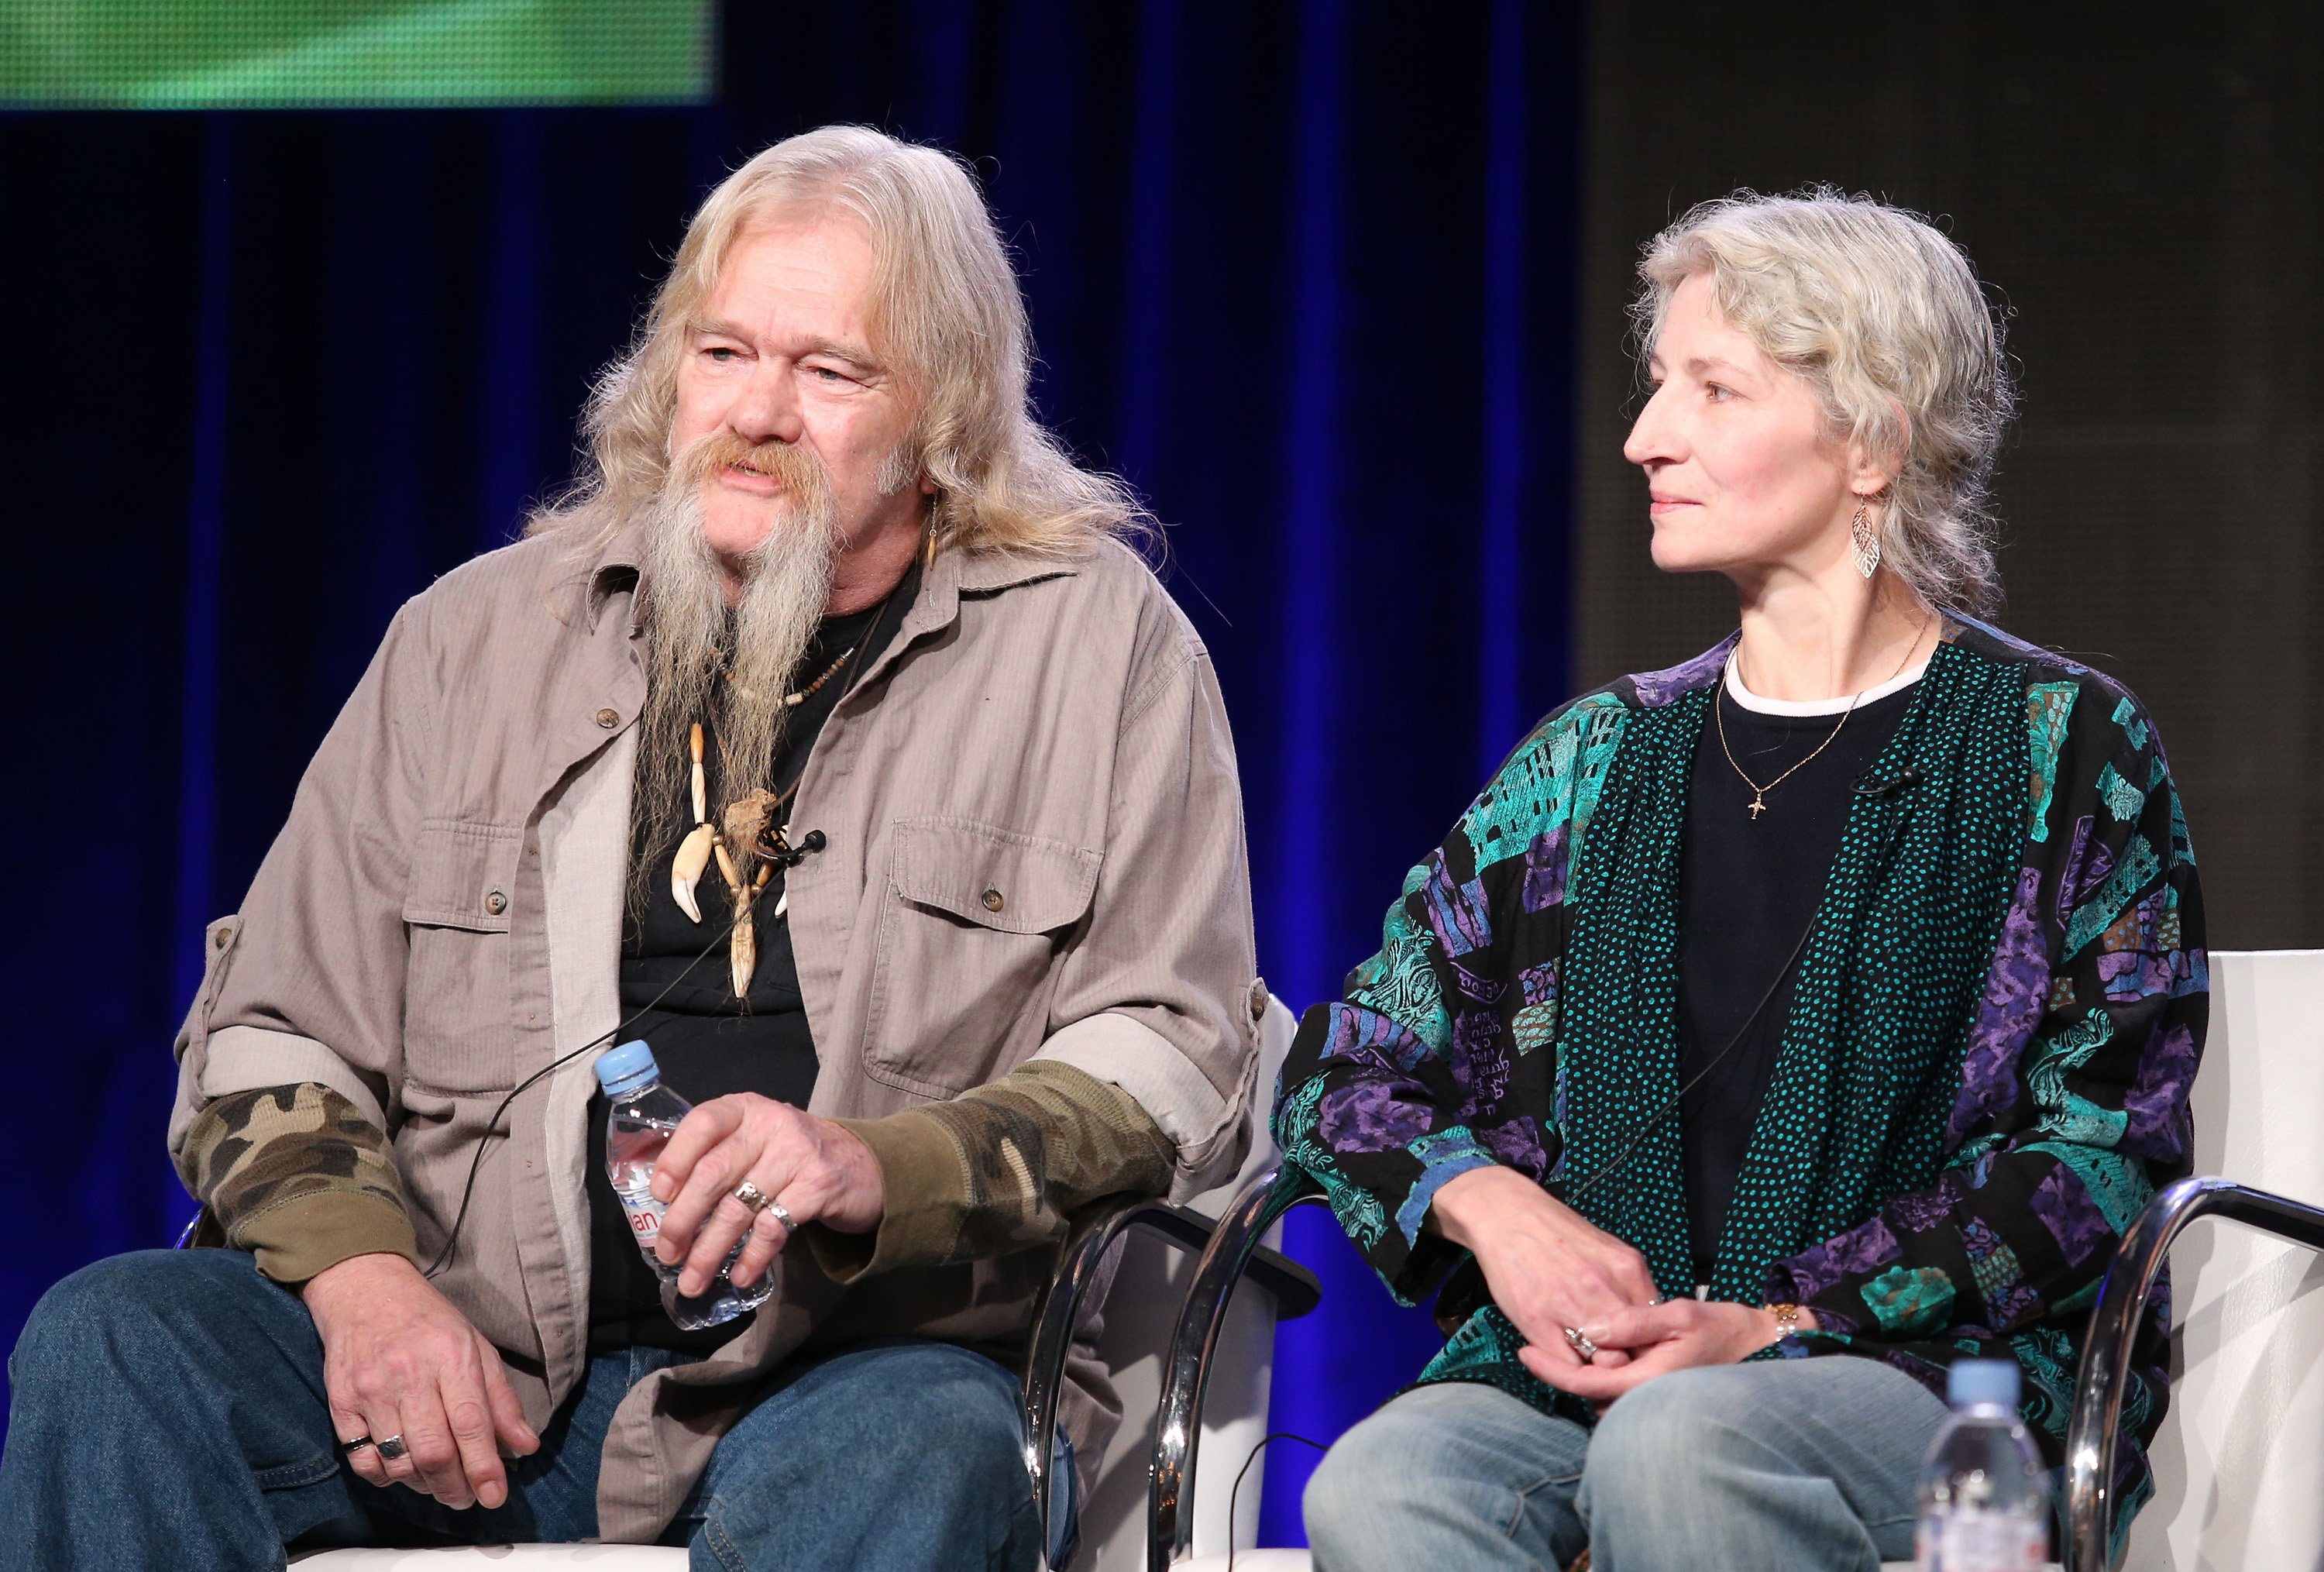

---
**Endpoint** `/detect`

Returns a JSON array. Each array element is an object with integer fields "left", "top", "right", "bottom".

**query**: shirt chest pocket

[
  {"left": 401, "top": 820, "right": 523, "bottom": 1093},
  {"left": 864, "top": 817, "right": 1102, "bottom": 1096}
]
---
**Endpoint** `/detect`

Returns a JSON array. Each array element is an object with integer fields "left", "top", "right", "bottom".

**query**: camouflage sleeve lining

[
  {"left": 182, "top": 1082, "right": 418, "bottom": 1284},
  {"left": 810, "top": 1060, "right": 1177, "bottom": 1283}
]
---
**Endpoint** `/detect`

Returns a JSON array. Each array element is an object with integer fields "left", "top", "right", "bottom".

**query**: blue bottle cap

[
  {"left": 1948, "top": 1358, "right": 2021, "bottom": 1409},
  {"left": 593, "top": 1039, "right": 659, "bottom": 1094}
]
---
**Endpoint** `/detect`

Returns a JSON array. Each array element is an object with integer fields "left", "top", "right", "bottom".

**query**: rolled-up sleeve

[
  {"left": 1032, "top": 630, "right": 1260, "bottom": 1200},
  {"left": 168, "top": 600, "right": 433, "bottom": 1187}
]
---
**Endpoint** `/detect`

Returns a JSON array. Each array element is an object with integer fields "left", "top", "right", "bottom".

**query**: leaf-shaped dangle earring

[{"left": 1850, "top": 497, "right": 1882, "bottom": 579}]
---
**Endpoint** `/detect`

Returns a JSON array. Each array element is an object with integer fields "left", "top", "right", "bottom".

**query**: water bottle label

[
  {"left": 1917, "top": 1508, "right": 2047, "bottom": 1570},
  {"left": 616, "top": 1183, "right": 668, "bottom": 1250}
]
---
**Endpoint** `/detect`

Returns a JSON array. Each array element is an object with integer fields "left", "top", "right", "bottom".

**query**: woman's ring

[{"left": 1562, "top": 1326, "right": 1599, "bottom": 1363}]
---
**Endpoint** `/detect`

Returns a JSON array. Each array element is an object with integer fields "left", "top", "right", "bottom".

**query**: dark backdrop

[
  {"left": 1576, "top": 1, "right": 2324, "bottom": 950},
  {"left": 0, "top": 0, "right": 1584, "bottom": 1542}
]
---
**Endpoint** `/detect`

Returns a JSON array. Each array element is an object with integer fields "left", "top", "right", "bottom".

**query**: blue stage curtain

[{"left": 0, "top": 2, "right": 1582, "bottom": 1540}]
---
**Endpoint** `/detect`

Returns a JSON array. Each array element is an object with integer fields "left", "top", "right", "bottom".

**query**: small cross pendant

[{"left": 1748, "top": 794, "right": 1767, "bottom": 819}]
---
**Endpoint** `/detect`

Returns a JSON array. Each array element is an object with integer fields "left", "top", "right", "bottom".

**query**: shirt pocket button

[{"left": 982, "top": 888, "right": 1005, "bottom": 913}]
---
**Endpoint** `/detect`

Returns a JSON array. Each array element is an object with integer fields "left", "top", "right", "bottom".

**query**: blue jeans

[
  {"left": 1303, "top": 1356, "right": 1949, "bottom": 1571},
  {"left": 0, "top": 1249, "right": 1073, "bottom": 1571}
]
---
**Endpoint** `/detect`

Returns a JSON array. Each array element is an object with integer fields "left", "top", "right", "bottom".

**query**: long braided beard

[{"left": 630, "top": 432, "right": 841, "bottom": 915}]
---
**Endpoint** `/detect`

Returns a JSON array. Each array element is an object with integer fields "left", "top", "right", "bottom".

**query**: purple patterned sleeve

[
  {"left": 1317, "top": 1079, "right": 1438, "bottom": 1154},
  {"left": 1948, "top": 866, "right": 2049, "bottom": 1144}
]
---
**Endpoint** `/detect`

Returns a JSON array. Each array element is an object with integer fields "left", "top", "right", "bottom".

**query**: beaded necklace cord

[{"left": 780, "top": 645, "right": 853, "bottom": 708}]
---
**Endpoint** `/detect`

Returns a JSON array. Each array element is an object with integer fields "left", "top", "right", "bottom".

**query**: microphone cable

[
  {"left": 1224, "top": 1431, "right": 1328, "bottom": 1572},
  {"left": 422, "top": 910, "right": 744, "bottom": 1279}
]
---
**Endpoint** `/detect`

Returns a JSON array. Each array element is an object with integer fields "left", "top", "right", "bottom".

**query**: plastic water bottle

[
  {"left": 1916, "top": 1359, "right": 2052, "bottom": 1571},
  {"left": 594, "top": 1039, "right": 775, "bottom": 1329}
]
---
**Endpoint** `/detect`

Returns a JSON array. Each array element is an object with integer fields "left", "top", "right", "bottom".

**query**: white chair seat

[
  {"left": 293, "top": 1547, "right": 686, "bottom": 1567},
  {"left": 1176, "top": 1553, "right": 2046, "bottom": 1569},
  {"left": 1177, "top": 1553, "right": 2022, "bottom": 1569}
]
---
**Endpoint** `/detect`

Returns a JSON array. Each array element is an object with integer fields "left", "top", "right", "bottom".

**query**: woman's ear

[{"left": 1845, "top": 400, "right": 1910, "bottom": 499}]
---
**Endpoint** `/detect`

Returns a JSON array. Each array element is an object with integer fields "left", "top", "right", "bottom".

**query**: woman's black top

[
  {"left": 585, "top": 565, "right": 916, "bottom": 1353},
  {"left": 1676, "top": 672, "right": 1918, "bottom": 1280}
]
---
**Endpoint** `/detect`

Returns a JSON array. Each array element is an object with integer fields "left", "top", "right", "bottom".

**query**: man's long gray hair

[{"left": 628, "top": 432, "right": 840, "bottom": 910}]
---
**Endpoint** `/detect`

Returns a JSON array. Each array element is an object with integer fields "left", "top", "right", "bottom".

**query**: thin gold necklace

[{"left": 1716, "top": 615, "right": 1930, "bottom": 820}]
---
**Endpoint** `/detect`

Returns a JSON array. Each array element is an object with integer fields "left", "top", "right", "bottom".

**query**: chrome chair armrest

[
  {"left": 1023, "top": 1189, "right": 1320, "bottom": 1570},
  {"left": 2064, "top": 1175, "right": 2324, "bottom": 1571},
  {"left": 1147, "top": 1163, "right": 1326, "bottom": 1572}
]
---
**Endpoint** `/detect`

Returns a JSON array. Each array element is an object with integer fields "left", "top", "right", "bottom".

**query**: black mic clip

[
  {"left": 756, "top": 827, "right": 828, "bottom": 870},
  {"left": 1854, "top": 767, "right": 1927, "bottom": 801}
]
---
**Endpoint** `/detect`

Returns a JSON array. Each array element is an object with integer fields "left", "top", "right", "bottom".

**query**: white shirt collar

[{"left": 1724, "top": 652, "right": 1930, "bottom": 717}]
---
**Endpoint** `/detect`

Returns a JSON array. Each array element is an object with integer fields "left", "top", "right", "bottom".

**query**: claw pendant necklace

[
  {"left": 669, "top": 725, "right": 800, "bottom": 998},
  {"left": 666, "top": 581, "right": 903, "bottom": 997}
]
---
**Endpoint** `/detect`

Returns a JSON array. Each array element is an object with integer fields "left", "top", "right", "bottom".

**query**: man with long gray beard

[{"left": 0, "top": 126, "right": 1258, "bottom": 1571}]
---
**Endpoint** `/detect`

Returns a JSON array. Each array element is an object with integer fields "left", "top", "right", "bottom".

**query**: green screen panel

[{"left": 3, "top": 0, "right": 713, "bottom": 108}]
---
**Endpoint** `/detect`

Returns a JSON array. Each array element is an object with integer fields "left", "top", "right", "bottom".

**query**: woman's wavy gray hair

[
  {"left": 1632, "top": 187, "right": 2013, "bottom": 615},
  {"left": 529, "top": 125, "right": 1147, "bottom": 558}
]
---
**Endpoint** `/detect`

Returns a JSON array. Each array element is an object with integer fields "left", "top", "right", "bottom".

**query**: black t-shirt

[
  {"left": 1676, "top": 670, "right": 1917, "bottom": 1279},
  {"left": 586, "top": 565, "right": 916, "bottom": 1352}
]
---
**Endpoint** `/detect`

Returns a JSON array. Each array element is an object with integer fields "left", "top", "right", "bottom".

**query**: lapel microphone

[{"left": 1855, "top": 766, "right": 1928, "bottom": 800}]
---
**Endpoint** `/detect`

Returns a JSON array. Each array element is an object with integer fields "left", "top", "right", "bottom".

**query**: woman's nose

[{"left": 1624, "top": 383, "right": 1681, "bottom": 469}]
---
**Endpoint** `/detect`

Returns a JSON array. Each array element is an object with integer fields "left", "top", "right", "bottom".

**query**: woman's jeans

[
  {"left": 1303, "top": 1354, "right": 1951, "bottom": 1572},
  {"left": 0, "top": 1249, "right": 1073, "bottom": 1571}
]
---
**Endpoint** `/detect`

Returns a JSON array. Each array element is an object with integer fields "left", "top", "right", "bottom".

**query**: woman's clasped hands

[{"left": 1428, "top": 1164, "right": 1807, "bottom": 1406}]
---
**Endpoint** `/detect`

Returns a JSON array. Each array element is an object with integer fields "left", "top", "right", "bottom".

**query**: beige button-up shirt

[{"left": 167, "top": 524, "right": 1260, "bottom": 1539}]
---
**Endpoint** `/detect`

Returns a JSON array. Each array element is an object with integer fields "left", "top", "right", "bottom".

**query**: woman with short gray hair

[{"left": 1281, "top": 190, "right": 2205, "bottom": 1569}]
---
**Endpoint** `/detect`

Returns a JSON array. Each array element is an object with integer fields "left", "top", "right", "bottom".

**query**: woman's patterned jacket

[{"left": 1274, "top": 617, "right": 2205, "bottom": 1537}]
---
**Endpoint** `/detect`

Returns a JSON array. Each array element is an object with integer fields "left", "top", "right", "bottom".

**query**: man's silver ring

[
  {"left": 1563, "top": 1326, "right": 1599, "bottom": 1364},
  {"left": 374, "top": 1434, "right": 409, "bottom": 1461},
  {"left": 732, "top": 1181, "right": 794, "bottom": 1231}
]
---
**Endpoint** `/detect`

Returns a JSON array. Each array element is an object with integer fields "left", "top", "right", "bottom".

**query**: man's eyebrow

[
  {"left": 686, "top": 318, "right": 883, "bottom": 371},
  {"left": 799, "top": 336, "right": 882, "bottom": 370}
]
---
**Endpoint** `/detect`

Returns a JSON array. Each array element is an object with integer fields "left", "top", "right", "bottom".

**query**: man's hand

[
  {"left": 1430, "top": 1164, "right": 1661, "bottom": 1376},
  {"left": 301, "top": 1252, "right": 538, "bottom": 1509},
  {"left": 1524, "top": 1298, "right": 1814, "bottom": 1404},
  {"left": 650, "top": 1092, "right": 885, "bottom": 1295}
]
